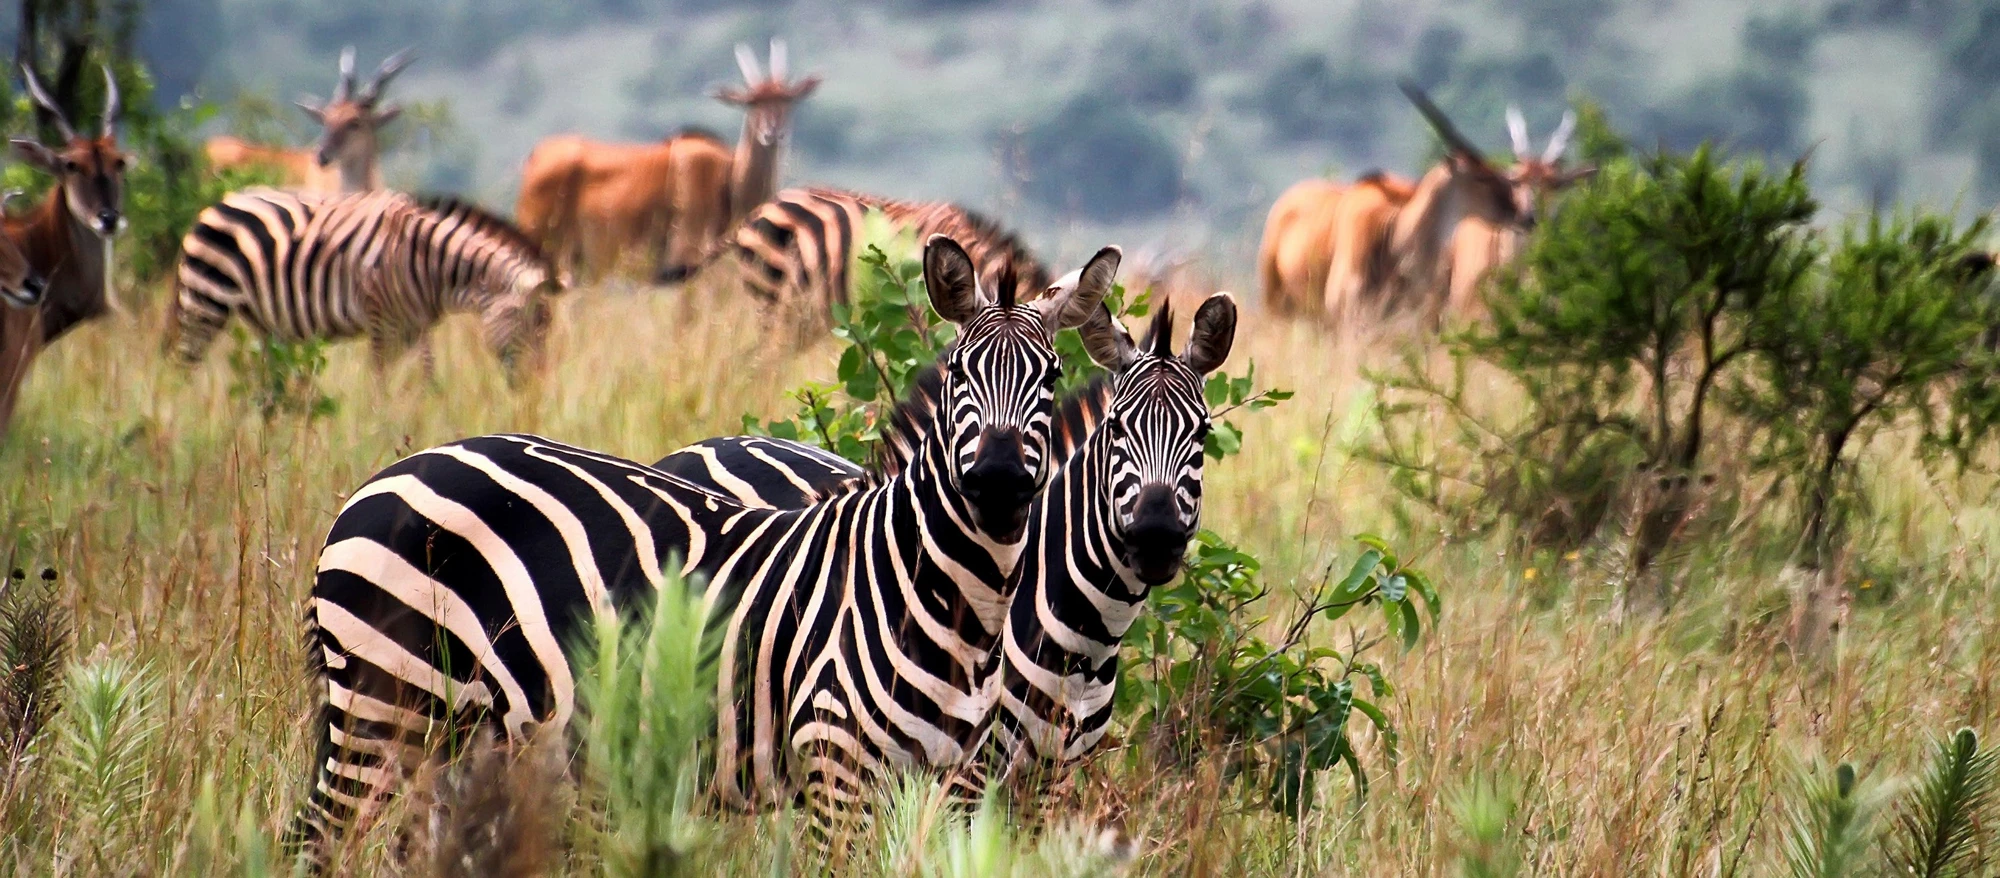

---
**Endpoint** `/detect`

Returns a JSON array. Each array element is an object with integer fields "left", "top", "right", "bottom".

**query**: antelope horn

[
  {"left": 1399, "top": 80, "right": 1483, "bottom": 162},
  {"left": 361, "top": 48, "right": 415, "bottom": 105},
  {"left": 101, "top": 65, "right": 120, "bottom": 138},
  {"left": 20, "top": 65, "right": 76, "bottom": 142},
  {"left": 770, "top": 38, "right": 788, "bottom": 82},
  {"left": 735, "top": 43, "right": 763, "bottom": 85},
  {"left": 1543, "top": 109, "right": 1577, "bottom": 164},
  {"left": 1506, "top": 104, "right": 1530, "bottom": 158},
  {"left": 333, "top": 46, "right": 357, "bottom": 102}
]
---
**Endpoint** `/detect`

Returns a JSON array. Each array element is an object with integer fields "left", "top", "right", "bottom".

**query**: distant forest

[{"left": 12, "top": 0, "right": 2000, "bottom": 265}]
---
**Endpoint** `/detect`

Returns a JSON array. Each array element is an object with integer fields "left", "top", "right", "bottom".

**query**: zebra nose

[
  {"left": 962, "top": 427, "right": 1037, "bottom": 537},
  {"left": 1124, "top": 484, "right": 1189, "bottom": 586}
]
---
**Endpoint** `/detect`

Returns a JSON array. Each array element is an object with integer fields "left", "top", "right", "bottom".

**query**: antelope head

[
  {"left": 1400, "top": 81, "right": 1541, "bottom": 232},
  {"left": 10, "top": 65, "right": 131, "bottom": 238},
  {"left": 296, "top": 46, "right": 415, "bottom": 171},
  {"left": 1503, "top": 104, "right": 1597, "bottom": 223},
  {"left": 713, "top": 39, "right": 822, "bottom": 148}
]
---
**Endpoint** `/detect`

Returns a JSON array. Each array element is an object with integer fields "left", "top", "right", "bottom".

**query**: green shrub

[
  {"left": 1118, "top": 533, "right": 1436, "bottom": 815},
  {"left": 571, "top": 567, "right": 718, "bottom": 877},
  {"left": 225, "top": 327, "right": 338, "bottom": 422}
]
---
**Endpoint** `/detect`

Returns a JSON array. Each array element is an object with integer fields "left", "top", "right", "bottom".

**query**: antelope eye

[{"left": 62, "top": 159, "right": 82, "bottom": 173}]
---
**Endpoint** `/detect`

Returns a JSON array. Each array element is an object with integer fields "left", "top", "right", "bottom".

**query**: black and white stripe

[
  {"left": 653, "top": 294, "right": 1239, "bottom": 780},
  {"left": 290, "top": 237, "right": 1119, "bottom": 855},
  {"left": 727, "top": 186, "right": 1050, "bottom": 325},
  {"left": 168, "top": 188, "right": 563, "bottom": 372}
]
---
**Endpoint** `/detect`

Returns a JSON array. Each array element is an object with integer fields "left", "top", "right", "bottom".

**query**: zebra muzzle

[
  {"left": 1124, "top": 484, "right": 1189, "bottom": 586},
  {"left": 961, "top": 427, "right": 1037, "bottom": 540}
]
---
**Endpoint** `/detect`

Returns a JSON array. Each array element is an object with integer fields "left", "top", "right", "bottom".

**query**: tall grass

[{"left": 2, "top": 274, "right": 2000, "bottom": 873}]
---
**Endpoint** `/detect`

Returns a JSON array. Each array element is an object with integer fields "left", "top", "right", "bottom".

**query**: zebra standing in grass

[
  {"left": 167, "top": 189, "right": 565, "bottom": 376},
  {"left": 655, "top": 294, "right": 1239, "bottom": 778},
  {"left": 292, "top": 237, "right": 1121, "bottom": 855},
  {"left": 724, "top": 186, "right": 1050, "bottom": 326}
]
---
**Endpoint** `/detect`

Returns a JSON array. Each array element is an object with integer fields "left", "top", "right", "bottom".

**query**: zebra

[
  {"left": 292, "top": 236, "right": 1121, "bottom": 855},
  {"left": 723, "top": 186, "right": 1050, "bottom": 327},
  {"left": 653, "top": 293, "right": 1239, "bottom": 781},
  {"left": 166, "top": 188, "right": 565, "bottom": 377}
]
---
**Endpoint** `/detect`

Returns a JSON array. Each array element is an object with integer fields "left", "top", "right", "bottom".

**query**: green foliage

[
  {"left": 1888, "top": 728, "right": 1999, "bottom": 878},
  {"left": 1373, "top": 144, "right": 1820, "bottom": 579},
  {"left": 870, "top": 775, "right": 1129, "bottom": 878},
  {"left": 1119, "top": 534, "right": 1437, "bottom": 815},
  {"left": 1780, "top": 759, "right": 1891, "bottom": 878},
  {"left": 572, "top": 568, "right": 718, "bottom": 877},
  {"left": 1203, "top": 362, "right": 1293, "bottom": 460},
  {"left": 224, "top": 327, "right": 338, "bottom": 422},
  {"left": 1448, "top": 774, "right": 1523, "bottom": 878},
  {"left": 1735, "top": 212, "right": 1999, "bottom": 562},
  {"left": 55, "top": 655, "right": 159, "bottom": 862}
]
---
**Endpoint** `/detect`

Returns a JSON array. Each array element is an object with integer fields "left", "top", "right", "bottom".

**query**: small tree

[
  {"left": 1736, "top": 212, "right": 1999, "bottom": 570},
  {"left": 1374, "top": 144, "right": 1819, "bottom": 609}
]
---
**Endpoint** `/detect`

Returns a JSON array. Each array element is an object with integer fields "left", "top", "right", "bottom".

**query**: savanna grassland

[{"left": 5, "top": 260, "right": 2000, "bottom": 876}]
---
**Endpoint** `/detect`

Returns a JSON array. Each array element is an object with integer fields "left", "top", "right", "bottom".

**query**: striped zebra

[
  {"left": 725, "top": 186, "right": 1050, "bottom": 326},
  {"left": 167, "top": 188, "right": 564, "bottom": 376},
  {"left": 654, "top": 294, "right": 1239, "bottom": 779},
  {"left": 292, "top": 236, "right": 1121, "bottom": 855}
]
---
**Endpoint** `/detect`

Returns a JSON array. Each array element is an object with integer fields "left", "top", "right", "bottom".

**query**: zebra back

[{"left": 727, "top": 187, "right": 1049, "bottom": 324}]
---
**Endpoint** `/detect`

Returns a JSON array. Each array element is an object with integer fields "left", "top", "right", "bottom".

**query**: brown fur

[
  {"left": 515, "top": 131, "right": 732, "bottom": 283},
  {"left": 514, "top": 42, "right": 819, "bottom": 284},
  {"left": 202, "top": 135, "right": 334, "bottom": 190},
  {"left": 1256, "top": 178, "right": 1345, "bottom": 317},
  {"left": 2, "top": 133, "right": 130, "bottom": 435},
  {"left": 206, "top": 48, "right": 410, "bottom": 195}
]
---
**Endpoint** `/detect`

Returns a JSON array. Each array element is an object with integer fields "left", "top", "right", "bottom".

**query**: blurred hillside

[{"left": 82, "top": 0, "right": 2000, "bottom": 275}]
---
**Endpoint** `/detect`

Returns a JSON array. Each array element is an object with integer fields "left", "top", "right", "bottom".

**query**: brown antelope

[
  {"left": 1, "top": 65, "right": 130, "bottom": 434},
  {"left": 202, "top": 47, "right": 413, "bottom": 193},
  {"left": 1259, "top": 84, "right": 1591, "bottom": 330},
  {"left": 515, "top": 40, "right": 820, "bottom": 283},
  {"left": 1441, "top": 105, "right": 1592, "bottom": 321}
]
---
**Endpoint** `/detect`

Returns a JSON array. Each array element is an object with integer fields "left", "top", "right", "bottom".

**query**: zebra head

[
  {"left": 925, "top": 234, "right": 1118, "bottom": 541},
  {"left": 1080, "top": 292, "right": 1238, "bottom": 586}
]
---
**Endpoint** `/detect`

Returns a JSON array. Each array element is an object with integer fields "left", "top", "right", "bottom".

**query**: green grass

[{"left": 5, "top": 274, "right": 2000, "bottom": 875}]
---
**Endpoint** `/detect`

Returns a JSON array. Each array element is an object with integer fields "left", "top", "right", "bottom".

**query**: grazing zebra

[
  {"left": 291, "top": 236, "right": 1120, "bottom": 856},
  {"left": 166, "top": 188, "right": 564, "bottom": 375},
  {"left": 725, "top": 186, "right": 1050, "bottom": 326},
  {"left": 653, "top": 294, "right": 1239, "bottom": 778}
]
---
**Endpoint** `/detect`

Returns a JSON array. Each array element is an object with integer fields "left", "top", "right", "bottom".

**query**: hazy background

[{"left": 53, "top": 0, "right": 1997, "bottom": 278}]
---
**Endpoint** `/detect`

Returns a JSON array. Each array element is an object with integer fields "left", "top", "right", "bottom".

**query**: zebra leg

[{"left": 164, "top": 283, "right": 234, "bottom": 365}]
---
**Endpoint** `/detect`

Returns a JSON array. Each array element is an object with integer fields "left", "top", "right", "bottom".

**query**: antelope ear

[
  {"left": 371, "top": 104, "right": 403, "bottom": 126},
  {"left": 1183, "top": 292, "right": 1238, "bottom": 375},
  {"left": 8, "top": 139, "right": 60, "bottom": 173},
  {"left": 923, "top": 234, "right": 987, "bottom": 324},
  {"left": 1033, "top": 245, "right": 1121, "bottom": 332},
  {"left": 1076, "top": 303, "right": 1137, "bottom": 371},
  {"left": 295, "top": 99, "right": 326, "bottom": 122},
  {"left": 791, "top": 75, "right": 823, "bottom": 99}
]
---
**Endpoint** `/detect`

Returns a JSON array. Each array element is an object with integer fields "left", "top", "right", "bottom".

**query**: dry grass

[{"left": 3, "top": 273, "right": 1998, "bottom": 875}]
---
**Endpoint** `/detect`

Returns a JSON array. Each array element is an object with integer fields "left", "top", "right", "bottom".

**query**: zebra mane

[
  {"left": 956, "top": 206, "right": 1051, "bottom": 294},
  {"left": 413, "top": 194, "right": 554, "bottom": 269},
  {"left": 871, "top": 359, "right": 1112, "bottom": 481}
]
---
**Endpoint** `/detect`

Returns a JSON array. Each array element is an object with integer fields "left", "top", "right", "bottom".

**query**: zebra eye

[
  {"left": 1194, "top": 423, "right": 1212, "bottom": 442},
  {"left": 1042, "top": 365, "right": 1062, "bottom": 388}
]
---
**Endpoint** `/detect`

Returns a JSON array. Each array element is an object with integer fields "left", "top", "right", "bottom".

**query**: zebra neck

[
  {"left": 900, "top": 426, "right": 1029, "bottom": 639},
  {"left": 1063, "top": 432, "right": 1150, "bottom": 617}
]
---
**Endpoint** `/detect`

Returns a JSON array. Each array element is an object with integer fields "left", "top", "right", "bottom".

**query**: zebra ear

[
  {"left": 1034, "top": 245, "right": 1120, "bottom": 333},
  {"left": 923, "top": 234, "right": 987, "bottom": 324},
  {"left": 1076, "top": 303, "right": 1136, "bottom": 371},
  {"left": 1182, "top": 292, "right": 1237, "bottom": 375}
]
